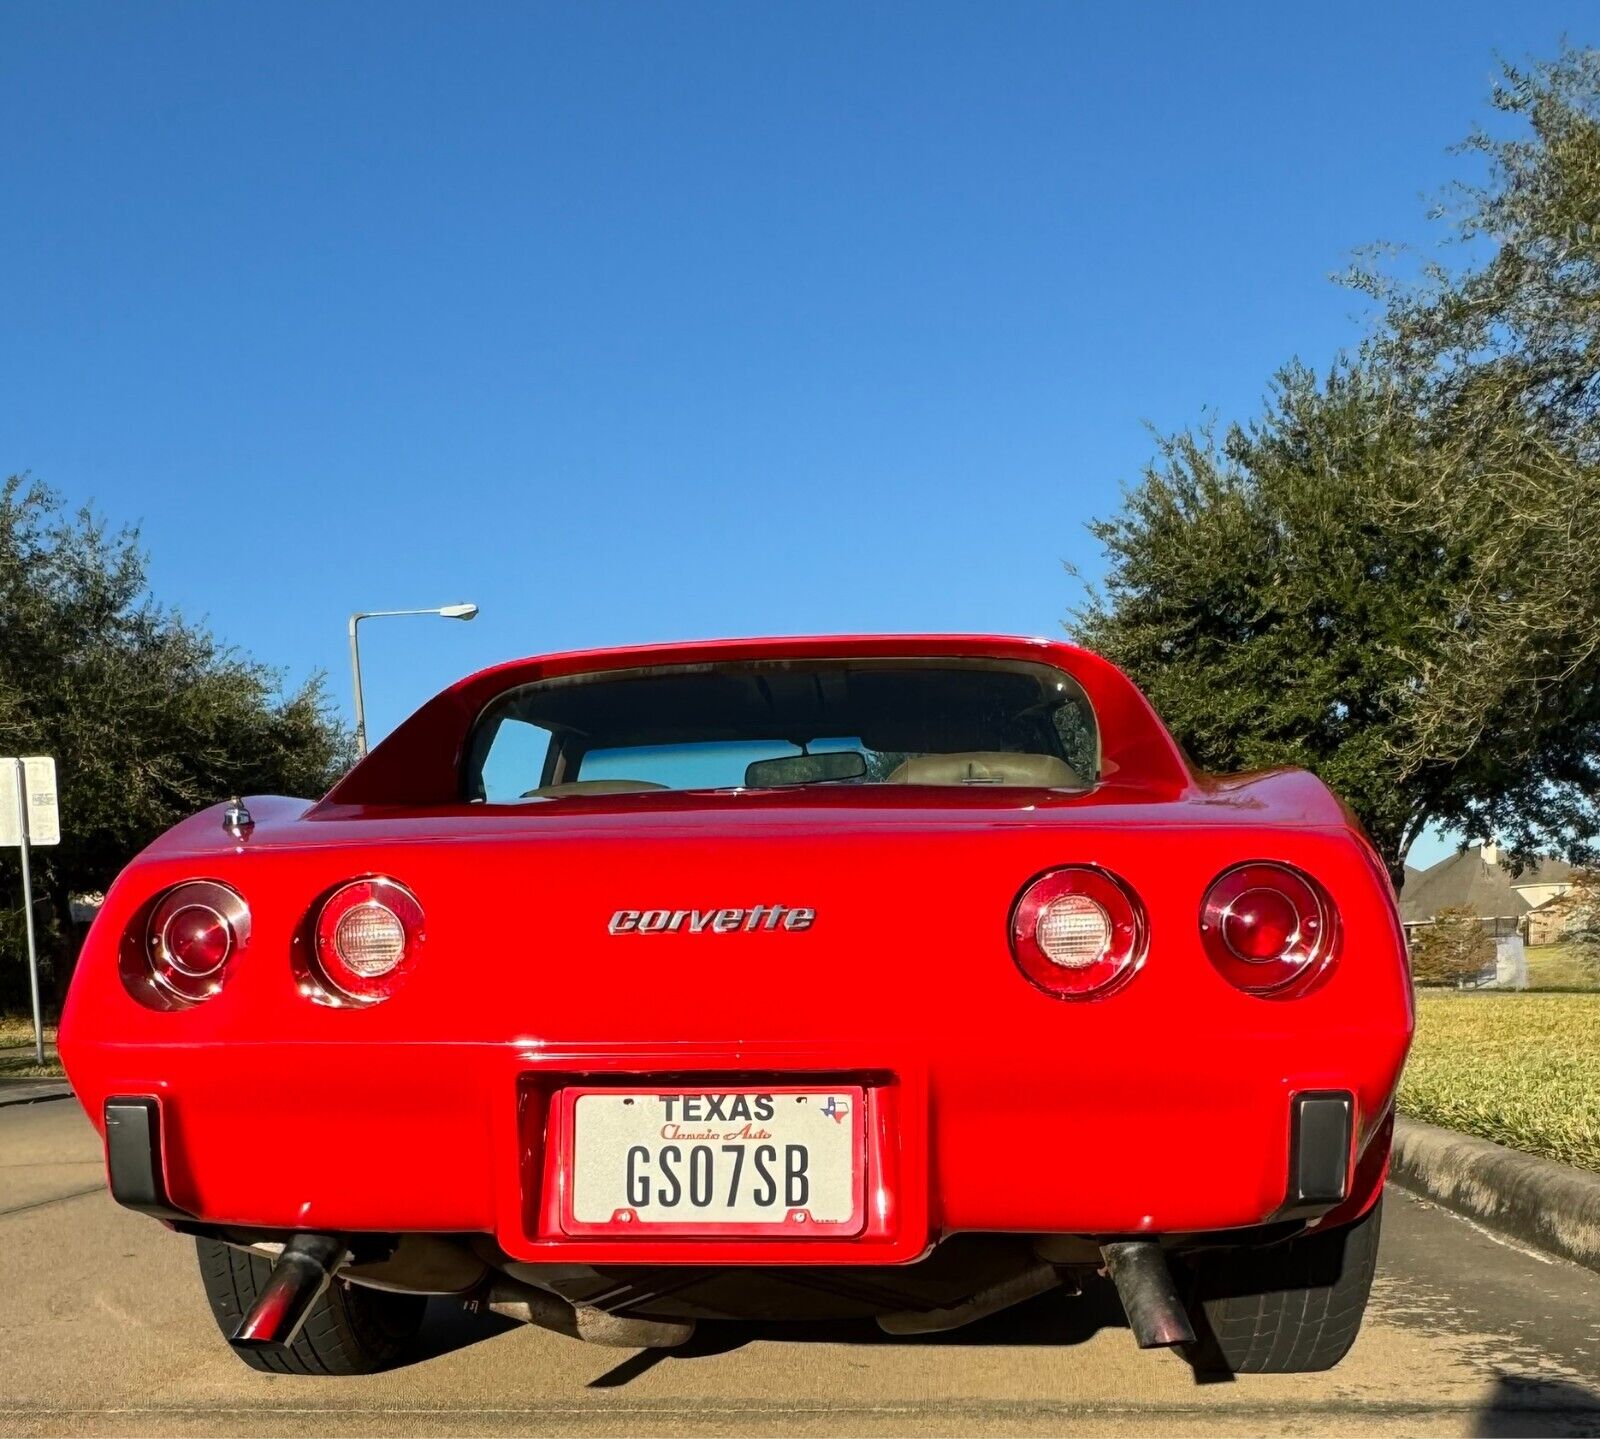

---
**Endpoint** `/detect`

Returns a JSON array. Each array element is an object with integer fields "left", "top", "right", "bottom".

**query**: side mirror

[{"left": 744, "top": 751, "right": 868, "bottom": 788}]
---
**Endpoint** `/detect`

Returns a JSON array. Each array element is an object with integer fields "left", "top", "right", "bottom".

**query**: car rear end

[{"left": 58, "top": 636, "right": 1413, "bottom": 1373}]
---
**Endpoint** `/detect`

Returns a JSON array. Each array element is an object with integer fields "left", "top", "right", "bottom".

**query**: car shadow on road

[
  {"left": 1471, "top": 1375, "right": 1600, "bottom": 1438},
  {"left": 409, "top": 1296, "right": 523, "bottom": 1363},
  {"left": 393, "top": 1287, "right": 1600, "bottom": 1425},
  {"left": 584, "top": 1277, "right": 1140, "bottom": 1389},
  {"left": 403, "top": 1275, "right": 1280, "bottom": 1391}
]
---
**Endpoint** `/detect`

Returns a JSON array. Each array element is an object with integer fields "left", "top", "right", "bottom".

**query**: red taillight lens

[
  {"left": 166, "top": 906, "right": 231, "bottom": 971},
  {"left": 311, "top": 878, "right": 424, "bottom": 1003},
  {"left": 1223, "top": 887, "right": 1300, "bottom": 959},
  {"left": 145, "top": 881, "right": 249, "bottom": 1002},
  {"left": 1010, "top": 866, "right": 1146, "bottom": 999},
  {"left": 1200, "top": 862, "right": 1337, "bottom": 996}
]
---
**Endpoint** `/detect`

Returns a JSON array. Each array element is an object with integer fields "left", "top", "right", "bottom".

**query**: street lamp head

[{"left": 348, "top": 602, "right": 480, "bottom": 761}]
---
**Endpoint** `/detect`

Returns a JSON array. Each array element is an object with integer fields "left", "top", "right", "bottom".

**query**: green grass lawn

[
  {"left": 0, "top": 1014, "right": 50, "bottom": 1044},
  {"left": 1401, "top": 991, "right": 1600, "bottom": 1173},
  {"left": 1523, "top": 941, "right": 1599, "bottom": 990},
  {"left": 0, "top": 1013, "right": 62, "bottom": 1079}
]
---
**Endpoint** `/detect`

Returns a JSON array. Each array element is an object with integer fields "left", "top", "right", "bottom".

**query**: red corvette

[{"left": 59, "top": 635, "right": 1412, "bottom": 1375}]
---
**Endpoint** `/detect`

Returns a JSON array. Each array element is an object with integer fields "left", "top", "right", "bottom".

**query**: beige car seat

[{"left": 885, "top": 752, "right": 1081, "bottom": 788}]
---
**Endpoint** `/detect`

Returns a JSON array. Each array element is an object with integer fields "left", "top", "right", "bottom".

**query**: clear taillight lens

[
  {"left": 1200, "top": 862, "right": 1337, "bottom": 996},
  {"left": 145, "top": 881, "right": 249, "bottom": 1002},
  {"left": 1010, "top": 866, "right": 1146, "bottom": 999},
  {"left": 311, "top": 878, "right": 424, "bottom": 1003}
]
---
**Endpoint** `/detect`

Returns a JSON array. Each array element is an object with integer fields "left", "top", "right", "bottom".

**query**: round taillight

[
  {"left": 1200, "top": 862, "right": 1337, "bottom": 996},
  {"left": 1222, "top": 887, "right": 1299, "bottom": 960},
  {"left": 1010, "top": 866, "right": 1146, "bottom": 999},
  {"left": 312, "top": 878, "right": 424, "bottom": 1003},
  {"left": 165, "top": 905, "right": 231, "bottom": 973},
  {"left": 145, "top": 881, "right": 249, "bottom": 1002}
]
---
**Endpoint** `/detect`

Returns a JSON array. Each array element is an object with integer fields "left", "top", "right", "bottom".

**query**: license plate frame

[{"left": 558, "top": 1084, "right": 868, "bottom": 1238}]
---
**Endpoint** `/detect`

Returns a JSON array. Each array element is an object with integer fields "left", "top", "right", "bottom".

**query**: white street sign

[
  {"left": 23, "top": 757, "right": 58, "bottom": 846},
  {"left": 0, "top": 757, "right": 59, "bottom": 847},
  {"left": 1, "top": 756, "right": 53, "bottom": 1064}
]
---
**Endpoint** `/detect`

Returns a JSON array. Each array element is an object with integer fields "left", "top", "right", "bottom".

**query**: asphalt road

[{"left": 3, "top": 1101, "right": 1600, "bottom": 1438}]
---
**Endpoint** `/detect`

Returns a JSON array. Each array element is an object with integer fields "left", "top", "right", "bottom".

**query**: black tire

[
  {"left": 1181, "top": 1197, "right": 1383, "bottom": 1374},
  {"left": 195, "top": 1238, "right": 427, "bottom": 1375}
]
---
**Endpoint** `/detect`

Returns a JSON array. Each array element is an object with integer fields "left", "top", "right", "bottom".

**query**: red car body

[{"left": 59, "top": 635, "right": 1413, "bottom": 1369}]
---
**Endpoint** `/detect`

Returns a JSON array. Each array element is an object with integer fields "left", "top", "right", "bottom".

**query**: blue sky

[{"left": 3, "top": 3, "right": 1589, "bottom": 866}]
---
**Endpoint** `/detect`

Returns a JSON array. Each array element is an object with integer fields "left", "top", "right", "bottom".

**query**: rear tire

[
  {"left": 196, "top": 1238, "right": 427, "bottom": 1375},
  {"left": 1181, "top": 1197, "right": 1382, "bottom": 1374}
]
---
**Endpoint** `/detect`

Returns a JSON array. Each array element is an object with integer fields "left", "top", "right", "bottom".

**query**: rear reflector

[
  {"left": 1010, "top": 866, "right": 1146, "bottom": 999},
  {"left": 311, "top": 878, "right": 424, "bottom": 1003},
  {"left": 1200, "top": 862, "right": 1337, "bottom": 996}
]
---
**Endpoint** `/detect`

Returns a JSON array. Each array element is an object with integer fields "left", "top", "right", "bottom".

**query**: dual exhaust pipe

[{"left": 232, "top": 1232, "right": 1192, "bottom": 1355}]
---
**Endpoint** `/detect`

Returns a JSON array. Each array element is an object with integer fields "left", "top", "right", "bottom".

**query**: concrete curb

[
  {"left": 0, "top": 1080, "right": 72, "bottom": 1108},
  {"left": 1391, "top": 1115, "right": 1600, "bottom": 1274}
]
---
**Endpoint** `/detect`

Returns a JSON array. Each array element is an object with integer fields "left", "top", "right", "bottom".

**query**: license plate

[{"left": 562, "top": 1086, "right": 866, "bottom": 1236}]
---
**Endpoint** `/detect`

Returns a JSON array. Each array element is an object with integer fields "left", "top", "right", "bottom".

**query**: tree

[
  {"left": 1351, "top": 48, "right": 1600, "bottom": 857},
  {"left": 1072, "top": 48, "right": 1600, "bottom": 883},
  {"left": 1410, "top": 905, "right": 1496, "bottom": 987},
  {"left": 0, "top": 476, "right": 351, "bottom": 1006},
  {"left": 1553, "top": 869, "right": 1600, "bottom": 982},
  {"left": 1073, "top": 365, "right": 1458, "bottom": 879}
]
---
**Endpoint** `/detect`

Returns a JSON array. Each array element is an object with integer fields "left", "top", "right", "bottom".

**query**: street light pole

[
  {"left": 348, "top": 604, "right": 479, "bottom": 758},
  {"left": 348, "top": 615, "right": 370, "bottom": 759}
]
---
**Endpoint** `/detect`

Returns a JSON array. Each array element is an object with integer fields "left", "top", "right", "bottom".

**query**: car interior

[{"left": 464, "top": 657, "right": 1098, "bottom": 801}]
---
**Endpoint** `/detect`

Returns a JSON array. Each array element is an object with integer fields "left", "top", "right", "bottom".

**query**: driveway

[{"left": 3, "top": 1102, "right": 1599, "bottom": 1437}]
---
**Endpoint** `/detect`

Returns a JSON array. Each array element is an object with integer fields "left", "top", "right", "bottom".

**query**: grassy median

[
  {"left": 1402, "top": 991, "right": 1600, "bottom": 1173},
  {"left": 0, "top": 1013, "right": 62, "bottom": 1079}
]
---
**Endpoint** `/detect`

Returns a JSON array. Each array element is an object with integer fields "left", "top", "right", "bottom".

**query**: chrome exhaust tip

[
  {"left": 1101, "top": 1241, "right": 1196, "bottom": 1349},
  {"left": 230, "top": 1233, "right": 350, "bottom": 1351}
]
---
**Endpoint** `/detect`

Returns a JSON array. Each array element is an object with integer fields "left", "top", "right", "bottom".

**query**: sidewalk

[
  {"left": 0, "top": 1040, "right": 71, "bottom": 1106},
  {"left": 0, "top": 1077, "right": 72, "bottom": 1105}
]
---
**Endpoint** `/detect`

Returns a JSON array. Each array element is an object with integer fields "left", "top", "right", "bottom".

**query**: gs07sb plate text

[{"left": 564, "top": 1087, "right": 865, "bottom": 1236}]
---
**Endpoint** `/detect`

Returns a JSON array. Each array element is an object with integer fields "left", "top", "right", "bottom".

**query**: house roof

[
  {"left": 1509, "top": 857, "right": 1574, "bottom": 889},
  {"left": 1399, "top": 845, "right": 1573, "bottom": 924}
]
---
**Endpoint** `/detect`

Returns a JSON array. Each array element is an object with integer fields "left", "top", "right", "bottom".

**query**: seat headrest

[{"left": 885, "top": 752, "right": 1082, "bottom": 788}]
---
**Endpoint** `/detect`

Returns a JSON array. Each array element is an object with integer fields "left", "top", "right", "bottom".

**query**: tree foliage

[
  {"left": 1074, "top": 47, "right": 1600, "bottom": 881},
  {"left": 1554, "top": 868, "right": 1600, "bottom": 981},
  {"left": 1410, "top": 905, "right": 1496, "bottom": 987},
  {"left": 0, "top": 476, "right": 351, "bottom": 1003}
]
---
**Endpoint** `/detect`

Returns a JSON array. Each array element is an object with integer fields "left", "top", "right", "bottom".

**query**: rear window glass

[{"left": 465, "top": 657, "right": 1097, "bottom": 802}]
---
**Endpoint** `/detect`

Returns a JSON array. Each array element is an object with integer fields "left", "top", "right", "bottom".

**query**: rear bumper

[{"left": 72, "top": 1035, "right": 1401, "bottom": 1265}]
